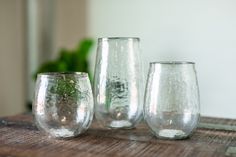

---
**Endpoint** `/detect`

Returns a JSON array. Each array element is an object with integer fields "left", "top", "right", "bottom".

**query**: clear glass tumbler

[
  {"left": 33, "top": 72, "right": 94, "bottom": 138},
  {"left": 94, "top": 37, "right": 144, "bottom": 129},
  {"left": 144, "top": 62, "right": 200, "bottom": 139}
]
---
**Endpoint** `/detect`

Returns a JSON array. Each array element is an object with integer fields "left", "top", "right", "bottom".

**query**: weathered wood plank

[{"left": 0, "top": 115, "right": 235, "bottom": 157}]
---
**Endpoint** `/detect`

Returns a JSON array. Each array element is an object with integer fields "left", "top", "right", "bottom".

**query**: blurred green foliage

[
  {"left": 28, "top": 39, "right": 94, "bottom": 111},
  {"left": 34, "top": 38, "right": 94, "bottom": 79}
]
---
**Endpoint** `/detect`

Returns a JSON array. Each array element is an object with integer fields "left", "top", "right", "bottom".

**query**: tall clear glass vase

[{"left": 94, "top": 37, "right": 144, "bottom": 129}]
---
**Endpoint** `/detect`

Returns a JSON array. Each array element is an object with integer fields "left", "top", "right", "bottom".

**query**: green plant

[
  {"left": 34, "top": 38, "right": 94, "bottom": 79},
  {"left": 28, "top": 39, "right": 93, "bottom": 111}
]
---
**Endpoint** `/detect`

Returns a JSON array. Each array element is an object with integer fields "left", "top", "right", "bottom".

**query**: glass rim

[
  {"left": 98, "top": 37, "right": 140, "bottom": 41},
  {"left": 150, "top": 61, "right": 195, "bottom": 65},
  {"left": 37, "top": 72, "right": 88, "bottom": 78}
]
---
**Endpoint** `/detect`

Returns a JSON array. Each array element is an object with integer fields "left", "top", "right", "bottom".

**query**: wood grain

[{"left": 0, "top": 115, "right": 235, "bottom": 157}]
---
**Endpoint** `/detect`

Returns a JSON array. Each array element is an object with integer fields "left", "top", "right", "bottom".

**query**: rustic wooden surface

[{"left": 0, "top": 115, "right": 235, "bottom": 157}]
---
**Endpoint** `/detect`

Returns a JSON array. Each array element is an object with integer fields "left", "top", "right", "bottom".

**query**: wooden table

[{"left": 0, "top": 115, "right": 235, "bottom": 157}]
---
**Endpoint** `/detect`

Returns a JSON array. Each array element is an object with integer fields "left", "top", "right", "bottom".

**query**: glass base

[
  {"left": 107, "top": 120, "right": 135, "bottom": 129},
  {"left": 47, "top": 128, "right": 77, "bottom": 139},
  {"left": 156, "top": 129, "right": 189, "bottom": 140}
]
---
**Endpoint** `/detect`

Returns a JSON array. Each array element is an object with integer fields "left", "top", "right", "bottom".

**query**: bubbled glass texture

[
  {"left": 144, "top": 62, "right": 200, "bottom": 139},
  {"left": 94, "top": 38, "right": 144, "bottom": 129},
  {"left": 33, "top": 72, "right": 94, "bottom": 138}
]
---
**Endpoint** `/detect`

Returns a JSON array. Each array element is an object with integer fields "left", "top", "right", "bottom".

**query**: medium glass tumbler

[
  {"left": 94, "top": 37, "right": 144, "bottom": 129},
  {"left": 33, "top": 72, "right": 94, "bottom": 138},
  {"left": 144, "top": 62, "right": 200, "bottom": 139}
]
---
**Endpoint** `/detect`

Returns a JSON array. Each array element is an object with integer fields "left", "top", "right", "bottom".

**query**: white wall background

[
  {"left": 87, "top": 0, "right": 236, "bottom": 118},
  {"left": 0, "top": 0, "right": 26, "bottom": 116}
]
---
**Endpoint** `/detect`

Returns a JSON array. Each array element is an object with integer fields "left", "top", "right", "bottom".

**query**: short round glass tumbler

[
  {"left": 33, "top": 72, "right": 94, "bottom": 138},
  {"left": 94, "top": 37, "right": 144, "bottom": 129},
  {"left": 144, "top": 62, "right": 200, "bottom": 140}
]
